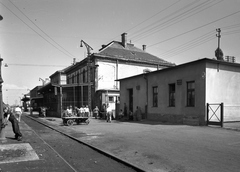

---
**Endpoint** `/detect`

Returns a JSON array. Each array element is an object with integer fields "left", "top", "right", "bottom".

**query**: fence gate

[{"left": 207, "top": 103, "right": 224, "bottom": 127}]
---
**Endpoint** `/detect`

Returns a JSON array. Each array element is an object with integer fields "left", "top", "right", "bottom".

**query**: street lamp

[{"left": 80, "top": 40, "right": 93, "bottom": 111}]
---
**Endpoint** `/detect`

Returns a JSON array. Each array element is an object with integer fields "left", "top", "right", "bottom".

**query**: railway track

[{"left": 23, "top": 115, "right": 144, "bottom": 172}]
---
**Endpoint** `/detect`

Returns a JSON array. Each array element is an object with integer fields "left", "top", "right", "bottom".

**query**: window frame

[
  {"left": 169, "top": 83, "right": 175, "bottom": 107},
  {"left": 187, "top": 81, "right": 195, "bottom": 107},
  {"left": 152, "top": 86, "right": 158, "bottom": 107}
]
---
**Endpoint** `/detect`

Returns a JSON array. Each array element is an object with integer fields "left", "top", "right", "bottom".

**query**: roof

[
  {"left": 117, "top": 58, "right": 240, "bottom": 81},
  {"left": 49, "top": 65, "right": 74, "bottom": 78},
  {"left": 95, "top": 41, "right": 175, "bottom": 67}
]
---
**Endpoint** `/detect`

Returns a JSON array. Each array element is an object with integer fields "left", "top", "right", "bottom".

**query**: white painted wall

[
  {"left": 97, "top": 61, "right": 160, "bottom": 91},
  {"left": 206, "top": 62, "right": 240, "bottom": 121}
]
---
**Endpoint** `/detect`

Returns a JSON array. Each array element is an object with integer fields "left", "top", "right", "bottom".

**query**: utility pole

[
  {"left": 80, "top": 40, "right": 93, "bottom": 111},
  {"left": 216, "top": 28, "right": 221, "bottom": 51},
  {"left": 215, "top": 28, "right": 223, "bottom": 60}
]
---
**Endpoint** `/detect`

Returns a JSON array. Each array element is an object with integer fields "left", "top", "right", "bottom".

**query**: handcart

[{"left": 62, "top": 116, "right": 90, "bottom": 126}]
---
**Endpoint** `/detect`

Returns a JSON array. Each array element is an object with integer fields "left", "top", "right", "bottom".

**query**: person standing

[
  {"left": 93, "top": 106, "right": 99, "bottom": 119},
  {"left": 79, "top": 106, "right": 84, "bottom": 117},
  {"left": 85, "top": 105, "right": 90, "bottom": 117},
  {"left": 124, "top": 103, "right": 127, "bottom": 117},
  {"left": 14, "top": 105, "right": 22, "bottom": 122},
  {"left": 3, "top": 105, "right": 23, "bottom": 141},
  {"left": 118, "top": 109, "right": 124, "bottom": 120},
  {"left": 106, "top": 104, "right": 112, "bottom": 123}
]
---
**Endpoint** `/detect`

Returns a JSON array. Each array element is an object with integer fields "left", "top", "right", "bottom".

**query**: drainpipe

[
  {"left": 144, "top": 74, "right": 148, "bottom": 119},
  {"left": 116, "top": 60, "right": 119, "bottom": 89}
]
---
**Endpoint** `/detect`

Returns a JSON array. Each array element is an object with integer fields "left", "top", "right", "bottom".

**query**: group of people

[
  {"left": 118, "top": 103, "right": 142, "bottom": 121},
  {"left": 1, "top": 105, "right": 23, "bottom": 141},
  {"left": 63, "top": 105, "right": 90, "bottom": 117}
]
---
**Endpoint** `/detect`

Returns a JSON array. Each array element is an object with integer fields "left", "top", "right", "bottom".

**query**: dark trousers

[{"left": 10, "top": 118, "right": 22, "bottom": 138}]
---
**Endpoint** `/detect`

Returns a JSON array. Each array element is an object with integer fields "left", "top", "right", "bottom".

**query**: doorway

[{"left": 128, "top": 88, "right": 133, "bottom": 114}]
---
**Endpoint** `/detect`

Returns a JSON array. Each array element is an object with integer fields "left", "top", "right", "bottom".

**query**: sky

[{"left": 0, "top": 0, "right": 240, "bottom": 105}]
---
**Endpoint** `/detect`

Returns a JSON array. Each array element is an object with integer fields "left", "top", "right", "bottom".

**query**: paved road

[{"left": 29, "top": 114, "right": 240, "bottom": 172}]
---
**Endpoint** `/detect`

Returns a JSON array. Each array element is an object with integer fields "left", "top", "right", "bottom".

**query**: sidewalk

[{"left": 0, "top": 113, "right": 77, "bottom": 172}]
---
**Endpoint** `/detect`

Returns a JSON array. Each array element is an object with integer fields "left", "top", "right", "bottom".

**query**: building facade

[
  {"left": 118, "top": 58, "right": 240, "bottom": 125},
  {"left": 36, "top": 33, "right": 175, "bottom": 117},
  {"left": 63, "top": 33, "right": 175, "bottom": 117}
]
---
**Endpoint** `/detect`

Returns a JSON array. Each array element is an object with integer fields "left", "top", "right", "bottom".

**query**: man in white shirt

[
  {"left": 106, "top": 104, "right": 112, "bottom": 122},
  {"left": 84, "top": 105, "right": 89, "bottom": 117},
  {"left": 14, "top": 106, "right": 22, "bottom": 122}
]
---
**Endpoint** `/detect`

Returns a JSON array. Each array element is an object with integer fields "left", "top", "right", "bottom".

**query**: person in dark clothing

[{"left": 3, "top": 106, "right": 23, "bottom": 141}]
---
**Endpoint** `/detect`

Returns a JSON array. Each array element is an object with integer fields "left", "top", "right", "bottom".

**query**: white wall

[
  {"left": 206, "top": 62, "right": 240, "bottom": 121},
  {"left": 97, "top": 61, "right": 159, "bottom": 90}
]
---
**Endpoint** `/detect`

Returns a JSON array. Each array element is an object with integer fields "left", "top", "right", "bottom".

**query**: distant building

[
  {"left": 37, "top": 33, "right": 175, "bottom": 117},
  {"left": 118, "top": 58, "right": 240, "bottom": 125},
  {"left": 30, "top": 86, "right": 43, "bottom": 111}
]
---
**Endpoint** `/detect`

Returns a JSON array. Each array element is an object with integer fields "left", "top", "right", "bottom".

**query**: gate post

[
  {"left": 207, "top": 103, "right": 209, "bottom": 126},
  {"left": 220, "top": 102, "right": 224, "bottom": 127}
]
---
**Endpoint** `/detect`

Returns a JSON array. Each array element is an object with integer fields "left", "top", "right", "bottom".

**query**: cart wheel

[
  {"left": 85, "top": 119, "right": 90, "bottom": 125},
  {"left": 67, "top": 119, "right": 74, "bottom": 126}
]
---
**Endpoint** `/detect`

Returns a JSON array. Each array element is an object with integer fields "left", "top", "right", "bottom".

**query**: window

[
  {"left": 72, "top": 75, "right": 74, "bottom": 84},
  {"left": 108, "top": 96, "right": 114, "bottom": 102},
  {"left": 169, "top": 84, "right": 175, "bottom": 107},
  {"left": 77, "top": 73, "right": 79, "bottom": 84},
  {"left": 82, "top": 69, "right": 86, "bottom": 83},
  {"left": 152, "top": 86, "right": 158, "bottom": 107},
  {"left": 187, "top": 81, "right": 195, "bottom": 107}
]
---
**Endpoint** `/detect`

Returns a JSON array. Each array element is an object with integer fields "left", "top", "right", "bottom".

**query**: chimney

[
  {"left": 142, "top": 45, "right": 146, "bottom": 51},
  {"left": 121, "top": 33, "right": 127, "bottom": 47}
]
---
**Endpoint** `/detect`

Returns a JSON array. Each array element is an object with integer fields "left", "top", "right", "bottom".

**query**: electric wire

[
  {"left": 4, "top": 63, "right": 67, "bottom": 67},
  {"left": 161, "top": 36, "right": 216, "bottom": 59},
  {"left": 148, "top": 10, "right": 240, "bottom": 48},
  {"left": 129, "top": 0, "right": 199, "bottom": 40},
  {"left": 127, "top": 0, "right": 182, "bottom": 37},
  {"left": 159, "top": 30, "right": 215, "bottom": 57},
  {"left": 8, "top": 0, "right": 76, "bottom": 58},
  {"left": 131, "top": 0, "right": 223, "bottom": 42},
  {"left": 0, "top": 1, "right": 74, "bottom": 59},
  {"left": 158, "top": 27, "right": 240, "bottom": 59},
  {"left": 102, "top": 0, "right": 182, "bottom": 46}
]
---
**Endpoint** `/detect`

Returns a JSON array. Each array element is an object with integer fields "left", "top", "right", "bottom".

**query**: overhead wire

[
  {"left": 0, "top": 1, "right": 74, "bottom": 59},
  {"left": 131, "top": 0, "right": 223, "bottom": 42},
  {"left": 102, "top": 0, "right": 182, "bottom": 46},
  {"left": 4, "top": 63, "right": 67, "bottom": 67},
  {"left": 158, "top": 25, "right": 240, "bottom": 59},
  {"left": 129, "top": 0, "right": 199, "bottom": 40},
  {"left": 8, "top": 0, "right": 76, "bottom": 58},
  {"left": 127, "top": 0, "right": 183, "bottom": 37},
  {"left": 147, "top": 10, "right": 240, "bottom": 48},
  {"left": 159, "top": 30, "right": 215, "bottom": 58}
]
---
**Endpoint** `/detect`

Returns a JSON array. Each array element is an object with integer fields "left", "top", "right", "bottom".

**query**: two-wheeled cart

[{"left": 62, "top": 116, "right": 90, "bottom": 126}]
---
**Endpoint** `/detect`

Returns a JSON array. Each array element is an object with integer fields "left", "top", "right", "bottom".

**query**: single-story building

[{"left": 118, "top": 58, "right": 240, "bottom": 126}]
